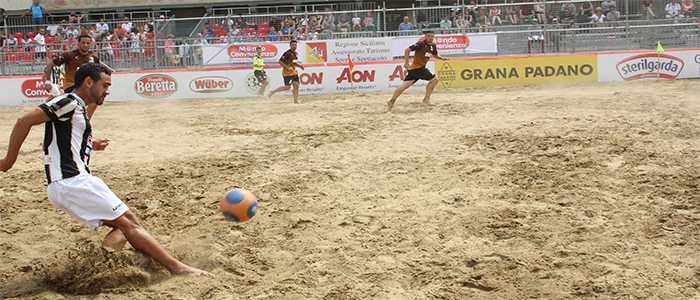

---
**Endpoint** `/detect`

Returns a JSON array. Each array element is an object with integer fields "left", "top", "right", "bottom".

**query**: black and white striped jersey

[
  {"left": 39, "top": 93, "right": 93, "bottom": 184},
  {"left": 50, "top": 65, "right": 64, "bottom": 86}
]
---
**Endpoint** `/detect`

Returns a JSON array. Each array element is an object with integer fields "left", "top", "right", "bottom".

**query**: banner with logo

[
  {"left": 202, "top": 42, "right": 304, "bottom": 65},
  {"left": 436, "top": 54, "right": 598, "bottom": 88},
  {"left": 597, "top": 50, "right": 700, "bottom": 82},
  {"left": 391, "top": 33, "right": 498, "bottom": 57},
  {"left": 323, "top": 37, "right": 393, "bottom": 64}
]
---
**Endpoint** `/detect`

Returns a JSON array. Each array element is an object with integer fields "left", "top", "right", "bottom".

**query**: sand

[{"left": 0, "top": 80, "right": 698, "bottom": 299}]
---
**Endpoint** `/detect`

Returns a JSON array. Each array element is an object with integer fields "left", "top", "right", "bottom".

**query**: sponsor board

[
  {"left": 335, "top": 66, "right": 378, "bottom": 92},
  {"left": 327, "top": 37, "right": 393, "bottom": 63},
  {"left": 437, "top": 55, "right": 597, "bottom": 88},
  {"left": 203, "top": 42, "right": 304, "bottom": 65},
  {"left": 598, "top": 51, "right": 700, "bottom": 82},
  {"left": 135, "top": 74, "right": 178, "bottom": 98},
  {"left": 391, "top": 33, "right": 497, "bottom": 57},
  {"left": 189, "top": 76, "right": 233, "bottom": 93}
]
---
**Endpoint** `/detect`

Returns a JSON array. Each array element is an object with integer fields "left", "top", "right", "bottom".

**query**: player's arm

[
  {"left": 41, "top": 60, "right": 55, "bottom": 90},
  {"left": 294, "top": 61, "right": 304, "bottom": 70},
  {"left": 0, "top": 108, "right": 51, "bottom": 172},
  {"left": 403, "top": 47, "right": 412, "bottom": 69}
]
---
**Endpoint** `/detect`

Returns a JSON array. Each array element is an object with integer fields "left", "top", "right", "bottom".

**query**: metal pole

[
  {"left": 382, "top": 1, "right": 387, "bottom": 33},
  {"left": 154, "top": 17, "right": 159, "bottom": 68},
  {"left": 625, "top": 0, "right": 629, "bottom": 22}
]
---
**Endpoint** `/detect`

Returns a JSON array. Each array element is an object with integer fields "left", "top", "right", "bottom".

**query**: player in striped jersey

[
  {"left": 46, "top": 63, "right": 64, "bottom": 99},
  {"left": 0, "top": 63, "right": 210, "bottom": 277}
]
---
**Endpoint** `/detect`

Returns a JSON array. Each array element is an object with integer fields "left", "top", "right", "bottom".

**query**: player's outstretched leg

[
  {"left": 268, "top": 85, "right": 291, "bottom": 99},
  {"left": 102, "top": 211, "right": 140, "bottom": 252},
  {"left": 423, "top": 78, "right": 439, "bottom": 105},
  {"left": 102, "top": 210, "right": 211, "bottom": 276},
  {"left": 387, "top": 81, "right": 415, "bottom": 112}
]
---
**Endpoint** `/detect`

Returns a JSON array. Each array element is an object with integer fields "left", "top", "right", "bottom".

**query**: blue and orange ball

[{"left": 219, "top": 188, "right": 258, "bottom": 222}]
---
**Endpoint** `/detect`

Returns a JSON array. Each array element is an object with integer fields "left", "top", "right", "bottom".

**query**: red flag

[{"left": 347, "top": 54, "right": 355, "bottom": 72}]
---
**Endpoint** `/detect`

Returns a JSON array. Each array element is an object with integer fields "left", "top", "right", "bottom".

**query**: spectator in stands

[
  {"left": 490, "top": 6, "right": 503, "bottom": 26},
  {"left": 560, "top": 2, "right": 577, "bottom": 24},
  {"left": 26, "top": 0, "right": 47, "bottom": 25},
  {"left": 440, "top": 15, "right": 452, "bottom": 31},
  {"left": 338, "top": 15, "right": 351, "bottom": 32},
  {"left": 455, "top": 13, "right": 470, "bottom": 29},
  {"left": 477, "top": 8, "right": 491, "bottom": 31},
  {"left": 399, "top": 16, "right": 416, "bottom": 33},
  {"left": 96, "top": 19, "right": 109, "bottom": 36},
  {"left": 682, "top": 0, "right": 695, "bottom": 17},
  {"left": 322, "top": 14, "right": 336, "bottom": 32},
  {"left": 641, "top": 0, "right": 657, "bottom": 19},
  {"left": 47, "top": 21, "right": 60, "bottom": 36},
  {"left": 607, "top": 6, "right": 621, "bottom": 21},
  {"left": 69, "top": 12, "right": 85, "bottom": 24},
  {"left": 602, "top": 0, "right": 617, "bottom": 15},
  {"left": 310, "top": 16, "right": 322, "bottom": 33},
  {"left": 363, "top": 12, "right": 376, "bottom": 31},
  {"left": 65, "top": 24, "right": 79, "bottom": 39},
  {"left": 352, "top": 14, "right": 362, "bottom": 31},
  {"left": 121, "top": 16, "right": 133, "bottom": 34},
  {"left": 581, "top": 1, "right": 595, "bottom": 17},
  {"left": 591, "top": 7, "right": 606, "bottom": 23},
  {"left": 467, "top": 1, "right": 479, "bottom": 25},
  {"left": 666, "top": 0, "right": 683, "bottom": 18},
  {"left": 534, "top": 0, "right": 546, "bottom": 24},
  {"left": 506, "top": 5, "right": 519, "bottom": 25},
  {"left": 268, "top": 27, "right": 280, "bottom": 41},
  {"left": 34, "top": 27, "right": 47, "bottom": 61}
]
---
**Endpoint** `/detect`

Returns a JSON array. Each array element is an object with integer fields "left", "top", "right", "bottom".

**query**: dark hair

[
  {"left": 78, "top": 34, "right": 92, "bottom": 42},
  {"left": 290, "top": 39, "right": 298, "bottom": 45},
  {"left": 74, "top": 63, "right": 111, "bottom": 89}
]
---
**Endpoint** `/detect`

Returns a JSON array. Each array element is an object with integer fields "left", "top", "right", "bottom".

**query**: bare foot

[
  {"left": 422, "top": 99, "right": 432, "bottom": 106},
  {"left": 386, "top": 99, "right": 396, "bottom": 113},
  {"left": 172, "top": 265, "right": 213, "bottom": 277}
]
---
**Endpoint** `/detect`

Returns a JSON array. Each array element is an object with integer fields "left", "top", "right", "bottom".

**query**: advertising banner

[
  {"left": 597, "top": 50, "right": 700, "bottom": 82},
  {"left": 436, "top": 54, "right": 598, "bottom": 88},
  {"left": 202, "top": 42, "right": 304, "bottom": 65},
  {"left": 391, "top": 33, "right": 498, "bottom": 57}
]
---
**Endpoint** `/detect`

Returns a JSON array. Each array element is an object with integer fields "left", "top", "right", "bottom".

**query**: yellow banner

[{"left": 436, "top": 55, "right": 598, "bottom": 88}]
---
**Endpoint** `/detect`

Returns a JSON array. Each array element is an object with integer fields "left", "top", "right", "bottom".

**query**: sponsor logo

[
  {"left": 135, "top": 74, "right": 178, "bottom": 98},
  {"left": 460, "top": 64, "right": 594, "bottom": 80},
  {"left": 695, "top": 54, "right": 700, "bottom": 64},
  {"left": 437, "top": 62, "right": 457, "bottom": 88},
  {"left": 21, "top": 79, "right": 51, "bottom": 98},
  {"left": 434, "top": 35, "right": 470, "bottom": 50},
  {"left": 300, "top": 72, "right": 324, "bottom": 85},
  {"left": 336, "top": 68, "right": 376, "bottom": 84},
  {"left": 616, "top": 53, "right": 684, "bottom": 80},
  {"left": 228, "top": 44, "right": 277, "bottom": 59},
  {"left": 189, "top": 76, "right": 233, "bottom": 93},
  {"left": 306, "top": 42, "right": 328, "bottom": 64}
]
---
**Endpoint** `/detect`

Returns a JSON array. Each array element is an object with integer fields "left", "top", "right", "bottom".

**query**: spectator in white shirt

[
  {"left": 96, "top": 18, "right": 109, "bottom": 35},
  {"left": 121, "top": 16, "right": 133, "bottom": 33},
  {"left": 666, "top": 0, "right": 683, "bottom": 18},
  {"left": 33, "top": 27, "right": 47, "bottom": 61},
  {"left": 351, "top": 14, "right": 362, "bottom": 31},
  {"left": 591, "top": 7, "right": 606, "bottom": 23},
  {"left": 440, "top": 16, "right": 452, "bottom": 30}
]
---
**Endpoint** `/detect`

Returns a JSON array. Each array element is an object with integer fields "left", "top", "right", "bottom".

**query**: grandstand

[{"left": 0, "top": 0, "right": 699, "bottom": 75}]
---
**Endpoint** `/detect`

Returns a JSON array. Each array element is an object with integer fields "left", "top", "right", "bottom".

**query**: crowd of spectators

[{"left": 397, "top": 0, "right": 698, "bottom": 33}]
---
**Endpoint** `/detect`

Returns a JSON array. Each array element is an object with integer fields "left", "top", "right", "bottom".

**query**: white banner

[
  {"left": 307, "top": 38, "right": 393, "bottom": 64},
  {"left": 391, "top": 33, "right": 498, "bottom": 57},
  {"left": 202, "top": 42, "right": 305, "bottom": 65},
  {"left": 598, "top": 50, "right": 700, "bottom": 82},
  {"left": 0, "top": 61, "right": 436, "bottom": 105}
]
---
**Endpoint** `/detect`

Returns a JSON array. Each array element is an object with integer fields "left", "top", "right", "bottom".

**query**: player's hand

[
  {"left": 93, "top": 139, "right": 110, "bottom": 151},
  {"left": 299, "top": 65, "right": 305, "bottom": 71},
  {"left": 43, "top": 82, "right": 53, "bottom": 92},
  {"left": 0, "top": 158, "right": 13, "bottom": 172}
]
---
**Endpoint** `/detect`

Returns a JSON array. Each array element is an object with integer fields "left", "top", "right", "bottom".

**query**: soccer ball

[{"left": 219, "top": 188, "right": 258, "bottom": 222}]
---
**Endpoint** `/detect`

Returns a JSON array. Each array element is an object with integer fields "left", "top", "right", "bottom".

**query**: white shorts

[{"left": 47, "top": 174, "right": 129, "bottom": 230}]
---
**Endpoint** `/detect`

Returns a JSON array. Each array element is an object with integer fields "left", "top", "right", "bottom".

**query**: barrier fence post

[
  {"left": 154, "top": 17, "right": 160, "bottom": 68},
  {"left": 382, "top": 1, "right": 387, "bottom": 33}
]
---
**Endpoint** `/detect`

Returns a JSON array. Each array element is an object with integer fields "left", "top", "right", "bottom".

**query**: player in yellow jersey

[{"left": 252, "top": 47, "right": 269, "bottom": 96}]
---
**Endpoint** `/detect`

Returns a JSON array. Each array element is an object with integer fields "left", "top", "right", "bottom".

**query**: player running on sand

[
  {"left": 253, "top": 46, "right": 269, "bottom": 96},
  {"left": 0, "top": 63, "right": 210, "bottom": 277},
  {"left": 387, "top": 31, "right": 448, "bottom": 112},
  {"left": 41, "top": 34, "right": 100, "bottom": 116},
  {"left": 268, "top": 40, "right": 304, "bottom": 104}
]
